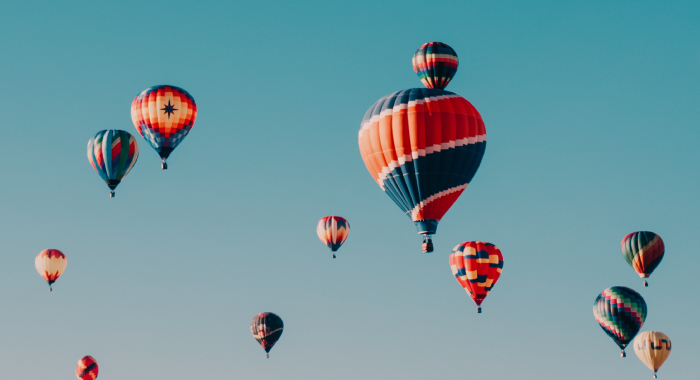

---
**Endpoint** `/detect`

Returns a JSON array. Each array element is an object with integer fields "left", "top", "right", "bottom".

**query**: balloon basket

[
  {"left": 621, "top": 350, "right": 626, "bottom": 358},
  {"left": 421, "top": 236, "right": 433, "bottom": 253},
  {"left": 644, "top": 280, "right": 648, "bottom": 287},
  {"left": 110, "top": 191, "right": 115, "bottom": 198},
  {"left": 161, "top": 161, "right": 168, "bottom": 170},
  {"left": 266, "top": 354, "right": 269, "bottom": 358},
  {"left": 332, "top": 254, "right": 336, "bottom": 259},
  {"left": 477, "top": 306, "right": 481, "bottom": 314}
]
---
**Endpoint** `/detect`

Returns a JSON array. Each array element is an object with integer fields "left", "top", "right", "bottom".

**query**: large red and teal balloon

[
  {"left": 593, "top": 286, "right": 647, "bottom": 357},
  {"left": 131, "top": 85, "right": 197, "bottom": 169},
  {"left": 449, "top": 241, "right": 504, "bottom": 313},
  {"left": 358, "top": 88, "right": 486, "bottom": 251},
  {"left": 251, "top": 312, "right": 284, "bottom": 358},
  {"left": 621, "top": 231, "right": 664, "bottom": 287},
  {"left": 412, "top": 42, "right": 458, "bottom": 90},
  {"left": 87, "top": 130, "right": 139, "bottom": 197}
]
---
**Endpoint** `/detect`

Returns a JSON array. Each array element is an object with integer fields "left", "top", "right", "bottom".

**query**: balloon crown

[{"left": 412, "top": 42, "right": 459, "bottom": 89}]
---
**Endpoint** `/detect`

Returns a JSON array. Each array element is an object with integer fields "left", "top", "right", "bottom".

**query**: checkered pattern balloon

[
  {"left": 621, "top": 231, "right": 664, "bottom": 284},
  {"left": 449, "top": 242, "right": 503, "bottom": 311},
  {"left": 251, "top": 312, "right": 284, "bottom": 357},
  {"left": 76, "top": 355, "right": 99, "bottom": 380},
  {"left": 359, "top": 88, "right": 486, "bottom": 239},
  {"left": 34, "top": 249, "right": 67, "bottom": 291},
  {"left": 593, "top": 286, "right": 647, "bottom": 355},
  {"left": 317, "top": 216, "right": 350, "bottom": 255},
  {"left": 412, "top": 42, "right": 459, "bottom": 90},
  {"left": 87, "top": 130, "right": 139, "bottom": 194},
  {"left": 130, "top": 85, "right": 197, "bottom": 161}
]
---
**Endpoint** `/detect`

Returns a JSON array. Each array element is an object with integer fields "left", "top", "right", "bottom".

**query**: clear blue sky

[{"left": 0, "top": 1, "right": 698, "bottom": 379}]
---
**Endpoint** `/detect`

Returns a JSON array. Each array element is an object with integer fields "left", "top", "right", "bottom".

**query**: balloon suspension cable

[
  {"left": 477, "top": 306, "right": 482, "bottom": 314},
  {"left": 644, "top": 280, "right": 648, "bottom": 287},
  {"left": 110, "top": 191, "right": 115, "bottom": 198},
  {"left": 161, "top": 159, "right": 168, "bottom": 170},
  {"left": 421, "top": 235, "right": 434, "bottom": 253}
]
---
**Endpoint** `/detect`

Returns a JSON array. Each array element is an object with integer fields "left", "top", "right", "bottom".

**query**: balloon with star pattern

[{"left": 131, "top": 85, "right": 197, "bottom": 169}]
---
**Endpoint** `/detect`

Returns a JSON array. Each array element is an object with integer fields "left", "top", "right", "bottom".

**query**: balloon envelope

[
  {"left": 76, "top": 355, "right": 98, "bottom": 380},
  {"left": 593, "top": 286, "right": 647, "bottom": 355},
  {"left": 131, "top": 85, "right": 197, "bottom": 166},
  {"left": 412, "top": 42, "right": 459, "bottom": 90},
  {"left": 449, "top": 241, "right": 503, "bottom": 311},
  {"left": 317, "top": 216, "right": 350, "bottom": 253},
  {"left": 634, "top": 331, "right": 671, "bottom": 376},
  {"left": 622, "top": 231, "right": 664, "bottom": 282},
  {"left": 87, "top": 130, "right": 139, "bottom": 195},
  {"left": 35, "top": 249, "right": 67, "bottom": 290},
  {"left": 358, "top": 88, "right": 486, "bottom": 245},
  {"left": 251, "top": 312, "right": 284, "bottom": 357}
]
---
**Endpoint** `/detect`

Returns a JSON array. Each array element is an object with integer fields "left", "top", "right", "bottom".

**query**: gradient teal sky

[{"left": 0, "top": 1, "right": 698, "bottom": 379}]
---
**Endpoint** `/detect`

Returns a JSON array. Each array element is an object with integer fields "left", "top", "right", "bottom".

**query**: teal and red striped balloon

[
  {"left": 87, "top": 130, "right": 139, "bottom": 197},
  {"left": 621, "top": 231, "right": 665, "bottom": 287},
  {"left": 593, "top": 286, "right": 647, "bottom": 357},
  {"left": 316, "top": 216, "right": 350, "bottom": 258},
  {"left": 412, "top": 42, "right": 459, "bottom": 90}
]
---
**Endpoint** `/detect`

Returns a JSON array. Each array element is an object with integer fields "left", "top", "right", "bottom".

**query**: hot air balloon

[
  {"left": 593, "top": 286, "right": 647, "bottom": 357},
  {"left": 87, "top": 130, "right": 139, "bottom": 197},
  {"left": 35, "top": 249, "right": 67, "bottom": 291},
  {"left": 449, "top": 241, "right": 503, "bottom": 313},
  {"left": 131, "top": 85, "right": 197, "bottom": 169},
  {"left": 412, "top": 42, "right": 459, "bottom": 90},
  {"left": 359, "top": 43, "right": 485, "bottom": 252},
  {"left": 76, "top": 355, "right": 98, "bottom": 380},
  {"left": 251, "top": 312, "right": 284, "bottom": 358},
  {"left": 317, "top": 216, "right": 350, "bottom": 258},
  {"left": 621, "top": 231, "right": 664, "bottom": 287},
  {"left": 634, "top": 331, "right": 672, "bottom": 378},
  {"left": 359, "top": 88, "right": 486, "bottom": 252}
]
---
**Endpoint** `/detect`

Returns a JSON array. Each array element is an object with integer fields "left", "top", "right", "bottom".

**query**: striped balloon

[
  {"left": 593, "top": 286, "right": 647, "bottom": 357},
  {"left": 316, "top": 216, "right": 350, "bottom": 258},
  {"left": 412, "top": 42, "right": 459, "bottom": 90},
  {"left": 251, "top": 312, "right": 284, "bottom": 358},
  {"left": 449, "top": 242, "right": 504, "bottom": 313},
  {"left": 359, "top": 88, "right": 486, "bottom": 251},
  {"left": 35, "top": 249, "right": 67, "bottom": 291},
  {"left": 131, "top": 85, "right": 197, "bottom": 169},
  {"left": 76, "top": 355, "right": 99, "bottom": 380},
  {"left": 622, "top": 231, "right": 665, "bottom": 287},
  {"left": 87, "top": 130, "right": 139, "bottom": 197},
  {"left": 634, "top": 331, "right": 672, "bottom": 378}
]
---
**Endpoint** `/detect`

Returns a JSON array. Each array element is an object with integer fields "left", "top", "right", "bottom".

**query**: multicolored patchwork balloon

[
  {"left": 131, "top": 85, "right": 197, "bottom": 169},
  {"left": 87, "top": 130, "right": 139, "bottom": 197},
  {"left": 251, "top": 312, "right": 284, "bottom": 358},
  {"left": 593, "top": 286, "right": 647, "bottom": 357},
  {"left": 449, "top": 242, "right": 504, "bottom": 313},
  {"left": 359, "top": 88, "right": 486, "bottom": 252},
  {"left": 76, "top": 355, "right": 99, "bottom": 380},
  {"left": 35, "top": 249, "right": 67, "bottom": 291},
  {"left": 622, "top": 231, "right": 665, "bottom": 287},
  {"left": 412, "top": 42, "right": 459, "bottom": 90},
  {"left": 634, "top": 331, "right": 672, "bottom": 378},
  {"left": 316, "top": 216, "right": 350, "bottom": 258}
]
